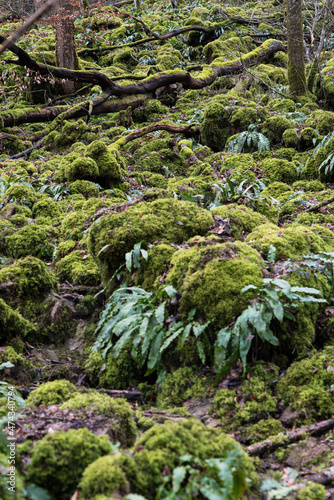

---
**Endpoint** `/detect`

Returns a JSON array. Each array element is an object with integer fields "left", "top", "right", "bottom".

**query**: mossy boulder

[
  {"left": 88, "top": 198, "right": 214, "bottom": 283},
  {"left": 0, "top": 346, "right": 35, "bottom": 383},
  {"left": 134, "top": 242, "right": 177, "bottom": 290},
  {"left": 211, "top": 204, "right": 268, "bottom": 237},
  {"left": 245, "top": 223, "right": 334, "bottom": 259},
  {"left": 27, "top": 380, "right": 78, "bottom": 406},
  {"left": 79, "top": 419, "right": 258, "bottom": 499},
  {"left": 260, "top": 157, "right": 298, "bottom": 184},
  {"left": 61, "top": 392, "right": 137, "bottom": 447},
  {"left": 261, "top": 115, "right": 292, "bottom": 144},
  {"left": 6, "top": 224, "right": 57, "bottom": 260},
  {"left": 85, "top": 140, "right": 123, "bottom": 186},
  {"left": 305, "top": 109, "right": 334, "bottom": 135},
  {"left": 27, "top": 428, "right": 112, "bottom": 499},
  {"left": 165, "top": 240, "right": 264, "bottom": 328},
  {"left": 32, "top": 198, "right": 63, "bottom": 218},
  {"left": 0, "top": 256, "right": 58, "bottom": 299},
  {"left": 156, "top": 367, "right": 212, "bottom": 408},
  {"left": 277, "top": 347, "right": 334, "bottom": 424},
  {"left": 201, "top": 97, "right": 231, "bottom": 151},
  {"left": 65, "top": 156, "right": 99, "bottom": 182},
  {"left": 0, "top": 299, "right": 37, "bottom": 342},
  {"left": 283, "top": 128, "right": 299, "bottom": 148},
  {"left": 55, "top": 251, "right": 101, "bottom": 286}
]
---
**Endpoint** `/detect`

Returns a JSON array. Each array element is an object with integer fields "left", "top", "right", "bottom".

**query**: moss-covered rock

[
  {"left": 201, "top": 96, "right": 231, "bottom": 151},
  {"left": 211, "top": 204, "right": 268, "bottom": 237},
  {"left": 61, "top": 392, "right": 137, "bottom": 447},
  {"left": 85, "top": 140, "right": 123, "bottom": 186},
  {"left": 0, "top": 346, "right": 35, "bottom": 383},
  {"left": 32, "top": 198, "right": 63, "bottom": 218},
  {"left": 88, "top": 198, "right": 214, "bottom": 283},
  {"left": 261, "top": 115, "right": 292, "bottom": 144},
  {"left": 79, "top": 419, "right": 258, "bottom": 499},
  {"left": 0, "top": 299, "right": 37, "bottom": 342},
  {"left": 0, "top": 256, "right": 58, "bottom": 299},
  {"left": 156, "top": 367, "right": 212, "bottom": 408},
  {"left": 27, "top": 380, "right": 78, "bottom": 406},
  {"left": 55, "top": 250, "right": 101, "bottom": 286},
  {"left": 65, "top": 156, "right": 99, "bottom": 182},
  {"left": 283, "top": 128, "right": 299, "bottom": 148},
  {"left": 305, "top": 109, "right": 334, "bottom": 135},
  {"left": 134, "top": 242, "right": 177, "bottom": 290},
  {"left": 245, "top": 223, "right": 334, "bottom": 259},
  {"left": 260, "top": 157, "right": 298, "bottom": 184},
  {"left": 79, "top": 454, "right": 130, "bottom": 499},
  {"left": 27, "top": 428, "right": 112, "bottom": 499},
  {"left": 165, "top": 240, "right": 264, "bottom": 328},
  {"left": 276, "top": 346, "right": 334, "bottom": 424},
  {"left": 6, "top": 224, "right": 57, "bottom": 260}
]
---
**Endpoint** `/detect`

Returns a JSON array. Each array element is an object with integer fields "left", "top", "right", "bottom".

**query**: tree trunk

[
  {"left": 286, "top": 0, "right": 306, "bottom": 96},
  {"left": 56, "top": 0, "right": 78, "bottom": 94}
]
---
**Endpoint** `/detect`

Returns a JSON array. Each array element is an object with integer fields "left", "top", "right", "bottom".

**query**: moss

[
  {"left": 60, "top": 211, "right": 86, "bottom": 241},
  {"left": 165, "top": 240, "right": 264, "bottom": 328},
  {"left": 4, "top": 184, "right": 38, "bottom": 208},
  {"left": 292, "top": 180, "right": 325, "bottom": 192},
  {"left": 61, "top": 392, "right": 137, "bottom": 447},
  {"left": 79, "top": 455, "right": 130, "bottom": 500},
  {"left": 305, "top": 109, "right": 334, "bottom": 135},
  {"left": 32, "top": 198, "right": 63, "bottom": 218},
  {"left": 156, "top": 44, "right": 183, "bottom": 70},
  {"left": 65, "top": 156, "right": 99, "bottom": 182},
  {"left": 245, "top": 223, "right": 334, "bottom": 259},
  {"left": 145, "top": 172, "right": 168, "bottom": 189},
  {"left": 132, "top": 419, "right": 258, "bottom": 497},
  {"left": 201, "top": 97, "right": 231, "bottom": 151},
  {"left": 213, "top": 377, "right": 277, "bottom": 431},
  {"left": 260, "top": 157, "right": 298, "bottom": 184},
  {"left": 135, "top": 242, "right": 177, "bottom": 290},
  {"left": 88, "top": 198, "right": 213, "bottom": 284},
  {"left": 211, "top": 204, "right": 268, "bottom": 237},
  {"left": 300, "top": 127, "right": 318, "bottom": 150},
  {"left": 276, "top": 347, "right": 334, "bottom": 424},
  {"left": 132, "top": 100, "right": 168, "bottom": 122},
  {"left": 243, "top": 418, "right": 284, "bottom": 444},
  {"left": 295, "top": 482, "right": 326, "bottom": 500},
  {"left": 27, "top": 379, "right": 78, "bottom": 406},
  {"left": 55, "top": 250, "right": 101, "bottom": 286},
  {"left": 68, "top": 180, "right": 100, "bottom": 198},
  {"left": 261, "top": 115, "right": 292, "bottom": 144},
  {"left": 86, "top": 347, "right": 144, "bottom": 390},
  {"left": 156, "top": 367, "right": 212, "bottom": 409},
  {"left": 0, "top": 302, "right": 37, "bottom": 342},
  {"left": 137, "top": 148, "right": 187, "bottom": 176},
  {"left": 86, "top": 140, "right": 123, "bottom": 186},
  {"left": 27, "top": 428, "right": 112, "bottom": 499},
  {"left": 282, "top": 128, "right": 299, "bottom": 148},
  {"left": 0, "top": 256, "right": 58, "bottom": 298},
  {"left": 6, "top": 224, "right": 57, "bottom": 260}
]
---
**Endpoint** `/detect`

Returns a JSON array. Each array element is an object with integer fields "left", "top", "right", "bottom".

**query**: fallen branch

[
  {"left": 98, "top": 389, "right": 142, "bottom": 401},
  {"left": 0, "top": 0, "right": 57, "bottom": 56},
  {"left": 305, "top": 196, "right": 334, "bottom": 213},
  {"left": 301, "top": 467, "right": 334, "bottom": 486},
  {"left": 247, "top": 418, "right": 334, "bottom": 456},
  {"left": 119, "top": 122, "right": 198, "bottom": 145}
]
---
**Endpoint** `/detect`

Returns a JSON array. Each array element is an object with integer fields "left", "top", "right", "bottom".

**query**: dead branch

[
  {"left": 120, "top": 123, "right": 198, "bottom": 145},
  {"left": 305, "top": 196, "right": 334, "bottom": 213},
  {"left": 247, "top": 418, "right": 334, "bottom": 457},
  {"left": 0, "top": 0, "right": 58, "bottom": 56}
]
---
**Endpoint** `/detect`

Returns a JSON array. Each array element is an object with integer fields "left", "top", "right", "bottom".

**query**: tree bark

[
  {"left": 56, "top": 0, "right": 78, "bottom": 94},
  {"left": 286, "top": 0, "right": 306, "bottom": 96}
]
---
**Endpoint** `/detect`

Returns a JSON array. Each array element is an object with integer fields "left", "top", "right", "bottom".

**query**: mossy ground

[{"left": 1, "top": 0, "right": 334, "bottom": 497}]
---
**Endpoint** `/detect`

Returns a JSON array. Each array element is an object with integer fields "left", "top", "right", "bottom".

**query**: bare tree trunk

[
  {"left": 286, "top": 0, "right": 306, "bottom": 96},
  {"left": 56, "top": 0, "right": 78, "bottom": 94}
]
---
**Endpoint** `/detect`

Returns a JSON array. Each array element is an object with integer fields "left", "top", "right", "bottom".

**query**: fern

[
  {"left": 227, "top": 124, "right": 270, "bottom": 154},
  {"left": 214, "top": 278, "right": 326, "bottom": 380},
  {"left": 313, "top": 130, "right": 334, "bottom": 155},
  {"left": 91, "top": 285, "right": 211, "bottom": 374},
  {"left": 319, "top": 151, "right": 334, "bottom": 177}
]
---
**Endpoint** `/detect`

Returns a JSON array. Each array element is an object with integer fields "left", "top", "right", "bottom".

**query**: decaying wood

[
  {"left": 98, "top": 389, "right": 143, "bottom": 401},
  {"left": 247, "top": 418, "right": 334, "bottom": 456},
  {"left": 305, "top": 196, "right": 334, "bottom": 213}
]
